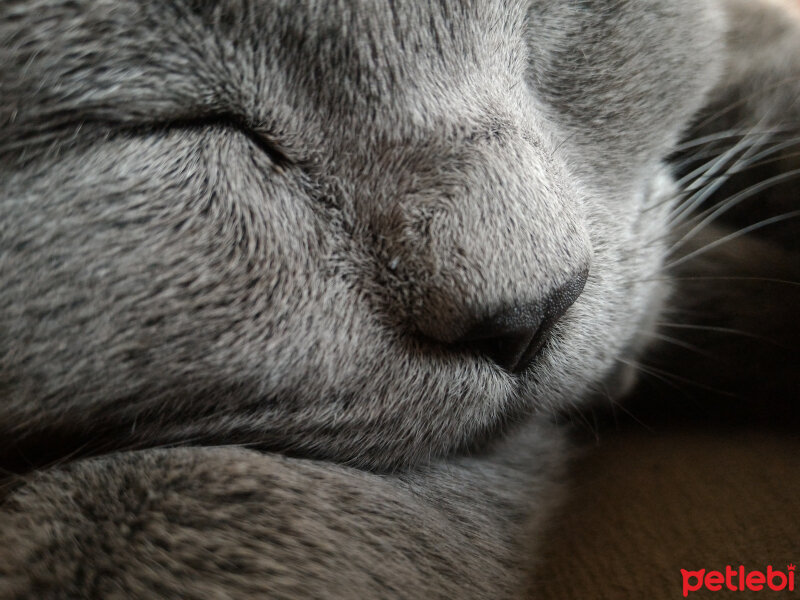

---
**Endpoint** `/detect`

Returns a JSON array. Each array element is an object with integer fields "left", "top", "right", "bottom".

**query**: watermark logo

[{"left": 681, "top": 564, "right": 795, "bottom": 596}]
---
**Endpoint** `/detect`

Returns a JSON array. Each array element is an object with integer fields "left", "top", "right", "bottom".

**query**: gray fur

[
  {"left": 0, "top": 0, "right": 790, "bottom": 597},
  {"left": 1, "top": 421, "right": 565, "bottom": 599}
]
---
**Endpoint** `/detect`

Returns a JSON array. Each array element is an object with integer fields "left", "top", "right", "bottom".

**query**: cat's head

[{"left": 1, "top": 0, "right": 725, "bottom": 469}]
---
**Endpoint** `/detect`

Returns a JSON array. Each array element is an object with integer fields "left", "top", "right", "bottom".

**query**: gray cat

[{"left": 0, "top": 0, "right": 797, "bottom": 598}]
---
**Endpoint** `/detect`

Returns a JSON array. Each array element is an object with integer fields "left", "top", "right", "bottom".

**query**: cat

[{"left": 0, "top": 0, "right": 796, "bottom": 597}]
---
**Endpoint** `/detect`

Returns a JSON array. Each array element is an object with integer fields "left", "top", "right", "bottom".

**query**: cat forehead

[
  {"left": 3, "top": 2, "right": 674, "bottom": 95},
  {"left": 6, "top": 2, "right": 532, "bottom": 109},
  {"left": 3, "top": 0, "right": 718, "bottom": 163}
]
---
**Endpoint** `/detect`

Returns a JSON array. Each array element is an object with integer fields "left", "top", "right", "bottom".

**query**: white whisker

[{"left": 668, "top": 201, "right": 800, "bottom": 264}]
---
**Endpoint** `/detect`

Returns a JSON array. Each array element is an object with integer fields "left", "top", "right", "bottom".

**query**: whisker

[
  {"left": 669, "top": 127, "right": 777, "bottom": 226},
  {"left": 642, "top": 331, "right": 715, "bottom": 357},
  {"left": 558, "top": 396, "right": 602, "bottom": 440},
  {"left": 675, "top": 137, "right": 800, "bottom": 194},
  {"left": 615, "top": 357, "right": 685, "bottom": 392},
  {"left": 641, "top": 134, "right": 778, "bottom": 219},
  {"left": 654, "top": 321, "right": 790, "bottom": 348},
  {"left": 646, "top": 132, "right": 796, "bottom": 220},
  {"left": 666, "top": 209, "right": 800, "bottom": 268},
  {"left": 619, "top": 357, "right": 739, "bottom": 397},
  {"left": 590, "top": 381, "right": 655, "bottom": 433},
  {"left": 669, "top": 158, "right": 800, "bottom": 249},
  {"left": 690, "top": 74, "right": 800, "bottom": 131},
  {"left": 625, "top": 275, "right": 800, "bottom": 287},
  {"left": 729, "top": 135, "right": 800, "bottom": 169},
  {"left": 674, "top": 127, "right": 773, "bottom": 191},
  {"left": 672, "top": 126, "right": 794, "bottom": 153}
]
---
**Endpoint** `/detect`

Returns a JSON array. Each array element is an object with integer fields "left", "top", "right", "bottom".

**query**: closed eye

[
  {"left": 2, "top": 111, "right": 295, "bottom": 171},
  {"left": 148, "top": 113, "right": 294, "bottom": 169}
]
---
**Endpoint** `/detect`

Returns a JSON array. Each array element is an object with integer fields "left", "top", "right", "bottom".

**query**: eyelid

[
  {"left": 123, "top": 113, "right": 294, "bottom": 168},
  {"left": 203, "top": 113, "right": 295, "bottom": 168},
  {"left": 60, "top": 113, "right": 297, "bottom": 169}
]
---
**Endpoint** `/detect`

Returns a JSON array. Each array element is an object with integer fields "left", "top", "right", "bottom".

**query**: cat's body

[{"left": 0, "top": 1, "right": 795, "bottom": 597}]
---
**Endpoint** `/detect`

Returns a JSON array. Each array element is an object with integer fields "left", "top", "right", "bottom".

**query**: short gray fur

[{"left": 0, "top": 1, "right": 794, "bottom": 597}]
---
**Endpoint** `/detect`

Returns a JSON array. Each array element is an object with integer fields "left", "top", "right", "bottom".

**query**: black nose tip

[{"left": 456, "top": 270, "right": 588, "bottom": 373}]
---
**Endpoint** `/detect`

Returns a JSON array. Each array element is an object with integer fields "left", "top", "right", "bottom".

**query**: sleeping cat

[{"left": 0, "top": 0, "right": 796, "bottom": 597}]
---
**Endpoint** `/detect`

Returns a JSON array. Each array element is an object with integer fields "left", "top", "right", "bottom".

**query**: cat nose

[{"left": 453, "top": 270, "right": 588, "bottom": 373}]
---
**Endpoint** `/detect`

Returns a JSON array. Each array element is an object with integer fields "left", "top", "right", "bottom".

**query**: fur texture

[{"left": 0, "top": 0, "right": 792, "bottom": 597}]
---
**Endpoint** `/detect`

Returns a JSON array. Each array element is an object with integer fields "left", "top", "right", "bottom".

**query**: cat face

[{"left": 0, "top": 0, "right": 724, "bottom": 468}]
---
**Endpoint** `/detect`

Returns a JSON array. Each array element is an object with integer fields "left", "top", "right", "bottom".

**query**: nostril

[
  {"left": 457, "top": 304, "right": 545, "bottom": 374},
  {"left": 455, "top": 269, "right": 588, "bottom": 373}
]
